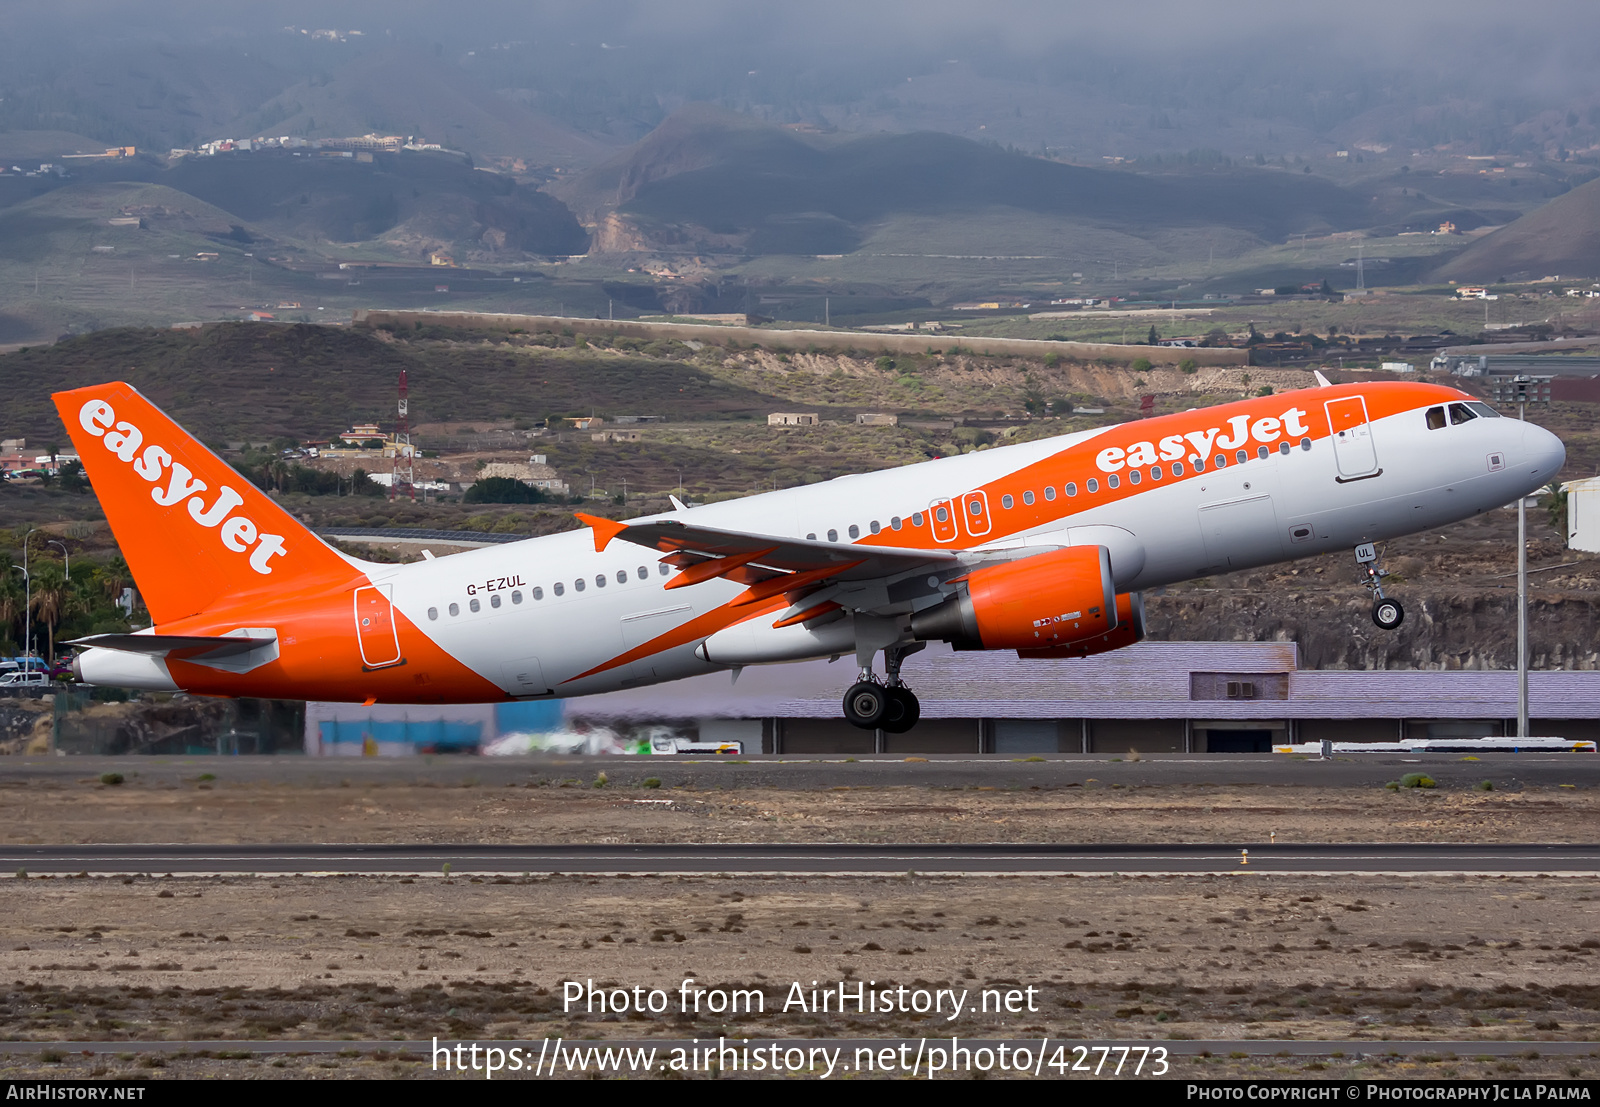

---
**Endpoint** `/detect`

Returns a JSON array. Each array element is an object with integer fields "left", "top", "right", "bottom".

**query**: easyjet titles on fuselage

[
  {"left": 76, "top": 398, "right": 289, "bottom": 575},
  {"left": 1094, "top": 405, "right": 1312, "bottom": 473}
]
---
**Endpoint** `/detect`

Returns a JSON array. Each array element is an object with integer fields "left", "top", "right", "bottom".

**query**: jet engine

[
  {"left": 1016, "top": 591, "right": 1145, "bottom": 659},
  {"left": 910, "top": 545, "right": 1116, "bottom": 651}
]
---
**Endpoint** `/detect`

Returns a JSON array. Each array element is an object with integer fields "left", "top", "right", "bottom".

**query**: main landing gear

[
  {"left": 842, "top": 643, "right": 923, "bottom": 733},
  {"left": 1356, "top": 542, "right": 1405, "bottom": 630}
]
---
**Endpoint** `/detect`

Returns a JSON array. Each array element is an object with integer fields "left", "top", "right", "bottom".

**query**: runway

[{"left": 6, "top": 842, "right": 1600, "bottom": 877}]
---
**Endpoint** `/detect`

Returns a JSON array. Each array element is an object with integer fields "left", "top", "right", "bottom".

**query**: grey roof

[{"left": 567, "top": 640, "right": 1600, "bottom": 721}]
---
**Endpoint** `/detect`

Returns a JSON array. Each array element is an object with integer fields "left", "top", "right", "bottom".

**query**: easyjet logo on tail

[{"left": 78, "top": 399, "right": 288, "bottom": 575}]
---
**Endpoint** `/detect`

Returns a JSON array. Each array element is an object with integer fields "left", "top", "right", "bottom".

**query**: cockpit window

[
  {"left": 1466, "top": 401, "right": 1502, "bottom": 418},
  {"left": 1425, "top": 406, "right": 1447, "bottom": 430},
  {"left": 1448, "top": 402, "right": 1477, "bottom": 425}
]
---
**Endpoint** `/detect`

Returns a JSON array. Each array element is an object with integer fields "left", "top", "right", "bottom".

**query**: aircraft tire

[
  {"left": 1372, "top": 598, "right": 1405, "bottom": 631},
  {"left": 880, "top": 687, "right": 921, "bottom": 734},
  {"left": 843, "top": 682, "right": 889, "bottom": 729}
]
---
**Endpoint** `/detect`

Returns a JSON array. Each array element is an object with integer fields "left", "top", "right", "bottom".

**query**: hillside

[
  {"left": 228, "top": 50, "right": 612, "bottom": 173},
  {"left": 1432, "top": 175, "right": 1600, "bottom": 283},
  {"left": 554, "top": 105, "right": 1376, "bottom": 257}
]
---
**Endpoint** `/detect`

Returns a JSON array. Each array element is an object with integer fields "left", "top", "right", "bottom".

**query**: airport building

[{"left": 306, "top": 641, "right": 1600, "bottom": 755}]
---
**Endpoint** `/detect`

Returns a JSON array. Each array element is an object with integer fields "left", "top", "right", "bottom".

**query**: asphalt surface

[
  {"left": 3, "top": 753, "right": 1598, "bottom": 791},
  {"left": 6, "top": 842, "right": 1600, "bottom": 876}
]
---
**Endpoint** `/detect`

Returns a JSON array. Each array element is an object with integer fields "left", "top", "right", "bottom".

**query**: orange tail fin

[{"left": 53, "top": 381, "right": 356, "bottom": 624}]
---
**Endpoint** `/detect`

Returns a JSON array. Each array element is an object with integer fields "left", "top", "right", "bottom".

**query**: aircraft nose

[{"left": 1523, "top": 423, "right": 1566, "bottom": 480}]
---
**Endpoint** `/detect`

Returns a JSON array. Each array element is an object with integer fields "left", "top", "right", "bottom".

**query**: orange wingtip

[{"left": 575, "top": 513, "right": 628, "bottom": 552}]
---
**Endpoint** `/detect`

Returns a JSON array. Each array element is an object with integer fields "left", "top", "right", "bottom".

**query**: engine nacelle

[
  {"left": 1017, "top": 591, "right": 1145, "bottom": 659},
  {"left": 911, "top": 545, "right": 1116, "bottom": 651}
]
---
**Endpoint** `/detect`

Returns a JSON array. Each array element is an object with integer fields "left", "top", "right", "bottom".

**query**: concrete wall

[{"left": 353, "top": 310, "right": 1249, "bottom": 369}]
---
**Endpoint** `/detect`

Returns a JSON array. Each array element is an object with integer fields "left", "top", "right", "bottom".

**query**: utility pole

[
  {"left": 824, "top": 297, "right": 829, "bottom": 327},
  {"left": 21, "top": 528, "right": 35, "bottom": 667},
  {"left": 1508, "top": 375, "right": 1549, "bottom": 739}
]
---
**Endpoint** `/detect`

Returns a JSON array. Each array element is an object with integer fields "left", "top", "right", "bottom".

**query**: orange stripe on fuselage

[
  {"left": 564, "top": 595, "right": 788, "bottom": 683},
  {"left": 854, "top": 381, "right": 1466, "bottom": 554}
]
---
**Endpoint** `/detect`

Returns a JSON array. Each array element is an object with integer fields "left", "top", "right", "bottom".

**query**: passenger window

[
  {"left": 1173, "top": 462, "right": 1185, "bottom": 476},
  {"left": 1215, "top": 454, "right": 1228, "bottom": 468},
  {"left": 1448, "top": 402, "right": 1477, "bottom": 425},
  {"left": 533, "top": 587, "right": 544, "bottom": 600},
  {"left": 806, "top": 533, "right": 816, "bottom": 540},
  {"left": 969, "top": 500, "right": 983, "bottom": 516},
  {"left": 1150, "top": 467, "right": 1162, "bottom": 481},
  {"left": 490, "top": 593, "right": 501, "bottom": 608},
  {"left": 870, "top": 520, "right": 881, "bottom": 534},
  {"left": 575, "top": 579, "right": 585, "bottom": 592},
  {"left": 448, "top": 603, "right": 460, "bottom": 616},
  {"left": 1065, "top": 483, "right": 1077, "bottom": 497},
  {"left": 658, "top": 563, "right": 670, "bottom": 576},
  {"left": 1022, "top": 490, "right": 1035, "bottom": 505},
  {"left": 595, "top": 574, "right": 607, "bottom": 588},
  {"left": 553, "top": 582, "right": 564, "bottom": 596},
  {"left": 427, "top": 607, "right": 438, "bottom": 621},
  {"left": 1300, "top": 438, "right": 1311, "bottom": 450},
  {"left": 1107, "top": 474, "right": 1120, "bottom": 489},
  {"left": 1001, "top": 494, "right": 1014, "bottom": 509},
  {"left": 617, "top": 570, "right": 628, "bottom": 583},
  {"left": 912, "top": 513, "right": 925, "bottom": 527},
  {"left": 512, "top": 590, "right": 523, "bottom": 604},
  {"left": 1193, "top": 457, "right": 1206, "bottom": 471},
  {"left": 1128, "top": 470, "right": 1141, "bottom": 485},
  {"left": 1086, "top": 478, "right": 1098, "bottom": 493},
  {"left": 637, "top": 566, "right": 648, "bottom": 579},
  {"left": 1044, "top": 486, "right": 1057, "bottom": 501},
  {"left": 848, "top": 524, "right": 860, "bottom": 538},
  {"left": 1279, "top": 441, "right": 1291, "bottom": 456},
  {"left": 1237, "top": 449, "right": 1248, "bottom": 464},
  {"left": 828, "top": 528, "right": 838, "bottom": 542},
  {"left": 890, "top": 516, "right": 902, "bottom": 530},
  {"left": 469, "top": 598, "right": 481, "bottom": 613},
  {"left": 934, "top": 507, "right": 948, "bottom": 523}
]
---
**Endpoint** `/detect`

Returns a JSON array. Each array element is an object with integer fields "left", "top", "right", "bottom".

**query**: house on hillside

[{"left": 768, "top": 412, "right": 819, "bottom": 427}]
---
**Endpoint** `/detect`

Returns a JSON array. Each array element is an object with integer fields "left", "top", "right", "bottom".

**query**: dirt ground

[
  {"left": 3, "top": 873, "right": 1600, "bottom": 1080},
  {"left": 2, "top": 772, "right": 1597, "bottom": 845}
]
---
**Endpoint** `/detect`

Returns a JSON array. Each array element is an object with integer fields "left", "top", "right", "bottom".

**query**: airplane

[{"left": 57, "top": 377, "right": 1565, "bottom": 733}]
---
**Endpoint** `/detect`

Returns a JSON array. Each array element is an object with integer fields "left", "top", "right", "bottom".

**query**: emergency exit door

[
  {"left": 1324, "top": 395, "right": 1381, "bottom": 481},
  {"left": 353, "top": 585, "right": 404, "bottom": 669}
]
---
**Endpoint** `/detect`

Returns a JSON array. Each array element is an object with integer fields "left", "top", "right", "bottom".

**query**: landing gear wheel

[
  {"left": 843, "top": 682, "right": 888, "bottom": 729},
  {"left": 880, "top": 687, "right": 921, "bottom": 734},
  {"left": 1372, "top": 597, "right": 1405, "bottom": 630}
]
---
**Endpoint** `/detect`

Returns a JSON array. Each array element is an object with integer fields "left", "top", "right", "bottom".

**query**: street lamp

[
  {"left": 47, "top": 540, "right": 68, "bottom": 581},
  {"left": 1506, "top": 375, "right": 1550, "bottom": 740},
  {"left": 21, "top": 528, "right": 35, "bottom": 668}
]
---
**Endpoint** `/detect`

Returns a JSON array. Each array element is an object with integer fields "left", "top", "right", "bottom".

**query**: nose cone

[{"left": 1523, "top": 423, "right": 1566, "bottom": 483}]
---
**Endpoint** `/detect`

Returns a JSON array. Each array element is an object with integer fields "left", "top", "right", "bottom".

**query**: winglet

[
  {"left": 1314, "top": 370, "right": 1334, "bottom": 388},
  {"left": 575, "top": 512, "right": 627, "bottom": 552},
  {"left": 669, "top": 495, "right": 688, "bottom": 512}
]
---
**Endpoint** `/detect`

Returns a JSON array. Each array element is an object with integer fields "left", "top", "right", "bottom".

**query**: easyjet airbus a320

[{"left": 58, "top": 377, "right": 1564, "bottom": 733}]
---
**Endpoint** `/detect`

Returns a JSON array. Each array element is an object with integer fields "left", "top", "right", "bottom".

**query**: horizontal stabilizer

[{"left": 68, "top": 633, "right": 275, "bottom": 660}]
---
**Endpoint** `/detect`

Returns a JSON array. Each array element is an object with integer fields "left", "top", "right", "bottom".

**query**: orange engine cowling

[
  {"left": 1017, "top": 591, "right": 1145, "bottom": 659},
  {"left": 911, "top": 545, "right": 1116, "bottom": 651}
]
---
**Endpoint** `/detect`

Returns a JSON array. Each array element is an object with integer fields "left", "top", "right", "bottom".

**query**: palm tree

[{"left": 27, "top": 562, "right": 73, "bottom": 661}]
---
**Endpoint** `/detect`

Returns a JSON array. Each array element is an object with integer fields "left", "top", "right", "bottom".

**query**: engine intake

[{"left": 911, "top": 545, "right": 1117, "bottom": 651}]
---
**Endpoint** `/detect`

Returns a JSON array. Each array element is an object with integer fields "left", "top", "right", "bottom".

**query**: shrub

[
  {"left": 1399, "top": 773, "right": 1437, "bottom": 789},
  {"left": 100, "top": 772, "right": 124, "bottom": 786}
]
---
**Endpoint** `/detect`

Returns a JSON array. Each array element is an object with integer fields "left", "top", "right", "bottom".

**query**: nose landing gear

[
  {"left": 842, "top": 642, "right": 923, "bottom": 732},
  {"left": 1356, "top": 542, "right": 1405, "bottom": 630}
]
